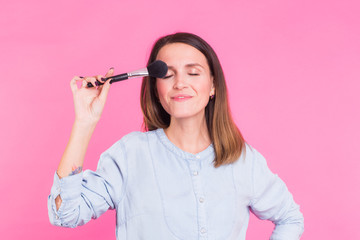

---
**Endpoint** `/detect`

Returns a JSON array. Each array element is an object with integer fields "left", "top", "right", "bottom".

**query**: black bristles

[{"left": 147, "top": 60, "right": 168, "bottom": 78}]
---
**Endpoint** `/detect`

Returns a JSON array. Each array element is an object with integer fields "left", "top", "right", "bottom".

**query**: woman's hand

[{"left": 70, "top": 68, "right": 114, "bottom": 125}]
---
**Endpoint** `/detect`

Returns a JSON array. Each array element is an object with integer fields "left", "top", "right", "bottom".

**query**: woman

[{"left": 48, "top": 32, "right": 304, "bottom": 239}]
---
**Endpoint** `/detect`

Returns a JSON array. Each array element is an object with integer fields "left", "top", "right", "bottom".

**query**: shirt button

[
  {"left": 193, "top": 171, "right": 198, "bottom": 176},
  {"left": 199, "top": 197, "right": 204, "bottom": 203},
  {"left": 196, "top": 155, "right": 200, "bottom": 159},
  {"left": 200, "top": 227, "right": 207, "bottom": 234}
]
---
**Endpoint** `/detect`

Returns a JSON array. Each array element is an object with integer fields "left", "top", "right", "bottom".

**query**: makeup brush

[{"left": 87, "top": 60, "right": 168, "bottom": 88}]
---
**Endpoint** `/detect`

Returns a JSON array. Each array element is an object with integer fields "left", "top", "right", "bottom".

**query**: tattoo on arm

[{"left": 69, "top": 165, "right": 83, "bottom": 176}]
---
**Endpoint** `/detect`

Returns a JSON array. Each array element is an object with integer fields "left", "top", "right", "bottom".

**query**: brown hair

[{"left": 140, "top": 32, "right": 245, "bottom": 167}]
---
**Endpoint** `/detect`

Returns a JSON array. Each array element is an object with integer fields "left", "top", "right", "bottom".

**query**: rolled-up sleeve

[
  {"left": 47, "top": 140, "right": 127, "bottom": 228},
  {"left": 249, "top": 149, "right": 304, "bottom": 240}
]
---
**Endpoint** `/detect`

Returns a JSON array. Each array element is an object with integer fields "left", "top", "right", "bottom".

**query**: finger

[
  {"left": 96, "top": 67, "right": 114, "bottom": 85},
  {"left": 95, "top": 75, "right": 105, "bottom": 84},
  {"left": 82, "top": 80, "right": 87, "bottom": 88},
  {"left": 83, "top": 77, "right": 98, "bottom": 88},
  {"left": 70, "top": 76, "right": 83, "bottom": 93},
  {"left": 105, "top": 67, "right": 114, "bottom": 78},
  {"left": 99, "top": 78, "right": 111, "bottom": 103}
]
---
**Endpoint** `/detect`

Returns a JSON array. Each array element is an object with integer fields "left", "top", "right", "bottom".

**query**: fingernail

[
  {"left": 109, "top": 67, "right": 114, "bottom": 70},
  {"left": 101, "top": 77, "right": 106, "bottom": 81},
  {"left": 79, "top": 76, "right": 84, "bottom": 78},
  {"left": 95, "top": 81, "right": 99, "bottom": 86}
]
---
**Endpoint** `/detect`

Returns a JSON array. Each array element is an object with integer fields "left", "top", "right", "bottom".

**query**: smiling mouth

[{"left": 172, "top": 96, "right": 192, "bottom": 101}]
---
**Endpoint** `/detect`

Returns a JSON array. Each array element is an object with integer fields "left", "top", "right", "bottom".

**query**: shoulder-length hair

[{"left": 140, "top": 32, "right": 245, "bottom": 167}]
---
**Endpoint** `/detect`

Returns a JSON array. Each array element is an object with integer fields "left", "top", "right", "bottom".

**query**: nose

[{"left": 173, "top": 73, "right": 187, "bottom": 90}]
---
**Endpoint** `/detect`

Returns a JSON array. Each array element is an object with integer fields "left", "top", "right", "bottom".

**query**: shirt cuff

[
  {"left": 50, "top": 171, "right": 83, "bottom": 201},
  {"left": 270, "top": 223, "right": 304, "bottom": 240}
]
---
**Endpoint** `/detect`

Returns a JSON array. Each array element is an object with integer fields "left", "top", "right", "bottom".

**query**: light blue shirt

[{"left": 48, "top": 128, "right": 304, "bottom": 239}]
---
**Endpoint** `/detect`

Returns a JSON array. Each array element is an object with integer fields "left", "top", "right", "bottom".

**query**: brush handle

[{"left": 86, "top": 73, "right": 128, "bottom": 88}]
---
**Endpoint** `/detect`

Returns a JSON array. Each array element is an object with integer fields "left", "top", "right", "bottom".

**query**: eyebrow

[{"left": 167, "top": 63, "right": 205, "bottom": 70}]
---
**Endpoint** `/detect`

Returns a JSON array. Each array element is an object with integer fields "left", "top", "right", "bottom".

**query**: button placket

[
  {"left": 190, "top": 160, "right": 209, "bottom": 238},
  {"left": 197, "top": 200, "right": 208, "bottom": 238}
]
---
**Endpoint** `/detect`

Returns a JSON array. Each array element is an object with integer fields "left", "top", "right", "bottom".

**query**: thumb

[{"left": 70, "top": 76, "right": 82, "bottom": 93}]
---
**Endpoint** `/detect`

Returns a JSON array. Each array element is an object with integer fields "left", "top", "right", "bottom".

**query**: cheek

[
  {"left": 196, "top": 78, "right": 213, "bottom": 96},
  {"left": 156, "top": 81, "right": 172, "bottom": 113},
  {"left": 156, "top": 80, "right": 170, "bottom": 105}
]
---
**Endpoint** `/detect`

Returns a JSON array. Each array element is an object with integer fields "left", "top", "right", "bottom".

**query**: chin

[{"left": 168, "top": 109, "right": 205, "bottom": 121}]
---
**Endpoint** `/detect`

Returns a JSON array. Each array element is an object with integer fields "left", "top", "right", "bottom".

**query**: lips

[{"left": 171, "top": 94, "right": 192, "bottom": 102}]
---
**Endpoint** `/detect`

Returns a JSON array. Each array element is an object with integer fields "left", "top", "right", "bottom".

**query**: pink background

[{"left": 0, "top": 0, "right": 359, "bottom": 239}]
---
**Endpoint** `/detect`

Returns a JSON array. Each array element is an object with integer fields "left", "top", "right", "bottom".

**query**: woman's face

[{"left": 156, "top": 43, "right": 215, "bottom": 121}]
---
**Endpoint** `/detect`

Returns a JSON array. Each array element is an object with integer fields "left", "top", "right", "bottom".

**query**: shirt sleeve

[
  {"left": 47, "top": 140, "right": 127, "bottom": 228},
  {"left": 249, "top": 149, "right": 304, "bottom": 240}
]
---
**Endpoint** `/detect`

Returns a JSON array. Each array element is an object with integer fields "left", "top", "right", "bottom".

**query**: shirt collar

[{"left": 155, "top": 128, "right": 214, "bottom": 161}]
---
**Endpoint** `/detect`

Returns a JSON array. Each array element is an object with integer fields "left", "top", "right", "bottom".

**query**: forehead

[{"left": 156, "top": 43, "right": 208, "bottom": 68}]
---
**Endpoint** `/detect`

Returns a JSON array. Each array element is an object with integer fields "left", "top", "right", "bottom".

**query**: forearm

[
  {"left": 55, "top": 120, "right": 96, "bottom": 210},
  {"left": 57, "top": 120, "right": 97, "bottom": 178}
]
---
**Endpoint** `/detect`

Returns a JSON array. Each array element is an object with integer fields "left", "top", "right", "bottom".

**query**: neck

[{"left": 164, "top": 113, "right": 211, "bottom": 154}]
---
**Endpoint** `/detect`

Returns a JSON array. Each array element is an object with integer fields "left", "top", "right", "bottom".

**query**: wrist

[
  {"left": 74, "top": 118, "right": 98, "bottom": 128},
  {"left": 72, "top": 119, "right": 97, "bottom": 137}
]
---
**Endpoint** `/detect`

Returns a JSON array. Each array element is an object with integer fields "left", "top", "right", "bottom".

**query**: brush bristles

[{"left": 147, "top": 60, "right": 168, "bottom": 78}]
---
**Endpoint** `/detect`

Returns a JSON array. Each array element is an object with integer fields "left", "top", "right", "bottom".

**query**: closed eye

[
  {"left": 163, "top": 75, "right": 173, "bottom": 79},
  {"left": 189, "top": 73, "right": 199, "bottom": 76}
]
